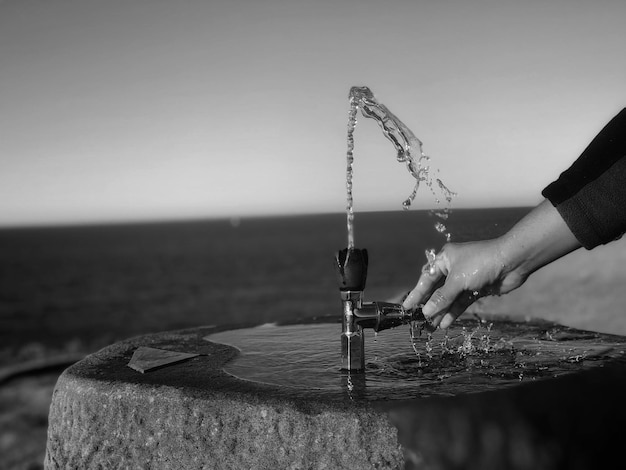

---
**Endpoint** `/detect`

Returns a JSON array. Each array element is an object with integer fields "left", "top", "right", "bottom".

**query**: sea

[{"left": 1, "top": 207, "right": 626, "bottom": 365}]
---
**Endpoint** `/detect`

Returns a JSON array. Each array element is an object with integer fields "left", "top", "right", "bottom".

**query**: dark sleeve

[{"left": 542, "top": 108, "right": 626, "bottom": 249}]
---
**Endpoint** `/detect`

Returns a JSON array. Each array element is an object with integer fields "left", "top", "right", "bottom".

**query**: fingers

[
  {"left": 438, "top": 291, "right": 479, "bottom": 329},
  {"left": 404, "top": 245, "right": 483, "bottom": 329},
  {"left": 421, "top": 284, "right": 456, "bottom": 325},
  {"left": 402, "top": 263, "right": 445, "bottom": 311},
  {"left": 422, "top": 285, "right": 479, "bottom": 329}
]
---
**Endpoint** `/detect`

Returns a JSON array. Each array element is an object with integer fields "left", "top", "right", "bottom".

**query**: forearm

[
  {"left": 497, "top": 199, "right": 582, "bottom": 285},
  {"left": 542, "top": 107, "right": 626, "bottom": 249}
]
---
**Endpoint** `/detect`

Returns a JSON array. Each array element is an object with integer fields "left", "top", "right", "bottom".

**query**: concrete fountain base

[
  {"left": 45, "top": 325, "right": 626, "bottom": 470},
  {"left": 44, "top": 326, "right": 403, "bottom": 470}
]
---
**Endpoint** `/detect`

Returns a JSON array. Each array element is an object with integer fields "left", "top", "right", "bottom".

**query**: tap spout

[{"left": 355, "top": 302, "right": 428, "bottom": 332}]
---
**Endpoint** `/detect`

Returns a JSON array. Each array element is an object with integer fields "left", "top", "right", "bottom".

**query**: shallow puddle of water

[{"left": 206, "top": 319, "right": 626, "bottom": 401}]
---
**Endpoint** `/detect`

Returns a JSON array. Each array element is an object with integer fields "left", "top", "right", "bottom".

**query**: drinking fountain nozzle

[{"left": 334, "top": 247, "right": 427, "bottom": 372}]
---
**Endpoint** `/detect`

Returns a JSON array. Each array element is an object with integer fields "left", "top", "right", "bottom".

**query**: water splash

[
  {"left": 207, "top": 320, "right": 626, "bottom": 400},
  {"left": 410, "top": 313, "right": 501, "bottom": 362},
  {"left": 345, "top": 86, "right": 456, "bottom": 248},
  {"left": 422, "top": 248, "right": 437, "bottom": 275}
]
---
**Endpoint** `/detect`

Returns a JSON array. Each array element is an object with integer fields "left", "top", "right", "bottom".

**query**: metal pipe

[
  {"left": 354, "top": 301, "right": 427, "bottom": 332},
  {"left": 340, "top": 291, "right": 365, "bottom": 371}
]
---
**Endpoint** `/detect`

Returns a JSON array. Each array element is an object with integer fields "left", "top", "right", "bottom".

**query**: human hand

[
  {"left": 402, "top": 239, "right": 526, "bottom": 329},
  {"left": 402, "top": 200, "right": 583, "bottom": 329}
]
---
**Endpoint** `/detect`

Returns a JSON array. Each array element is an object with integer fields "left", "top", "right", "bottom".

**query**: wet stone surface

[
  {"left": 207, "top": 317, "right": 626, "bottom": 400},
  {"left": 45, "top": 321, "right": 626, "bottom": 470}
]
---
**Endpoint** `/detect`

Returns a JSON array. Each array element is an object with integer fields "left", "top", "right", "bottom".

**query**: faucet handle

[{"left": 334, "top": 248, "right": 368, "bottom": 291}]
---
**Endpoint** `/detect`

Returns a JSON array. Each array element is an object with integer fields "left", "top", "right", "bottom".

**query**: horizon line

[{"left": 0, "top": 204, "right": 536, "bottom": 231}]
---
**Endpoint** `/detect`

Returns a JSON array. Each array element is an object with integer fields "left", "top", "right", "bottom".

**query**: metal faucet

[{"left": 334, "top": 247, "right": 431, "bottom": 372}]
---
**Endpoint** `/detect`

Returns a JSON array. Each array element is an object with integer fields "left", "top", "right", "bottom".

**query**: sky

[{"left": 1, "top": 0, "right": 625, "bottom": 227}]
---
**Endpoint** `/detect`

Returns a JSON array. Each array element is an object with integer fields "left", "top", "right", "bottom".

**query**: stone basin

[{"left": 45, "top": 318, "right": 626, "bottom": 470}]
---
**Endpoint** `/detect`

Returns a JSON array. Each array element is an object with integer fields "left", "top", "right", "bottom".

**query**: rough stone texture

[
  {"left": 45, "top": 325, "right": 626, "bottom": 470},
  {"left": 44, "top": 327, "right": 403, "bottom": 470}
]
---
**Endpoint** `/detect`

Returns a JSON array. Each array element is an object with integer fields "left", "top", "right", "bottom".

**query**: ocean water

[{"left": 1, "top": 207, "right": 625, "bottom": 364}]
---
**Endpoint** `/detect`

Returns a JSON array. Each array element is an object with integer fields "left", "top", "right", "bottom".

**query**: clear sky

[{"left": 1, "top": 0, "right": 625, "bottom": 227}]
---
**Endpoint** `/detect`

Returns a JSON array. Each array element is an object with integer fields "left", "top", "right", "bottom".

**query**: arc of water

[{"left": 345, "top": 86, "right": 456, "bottom": 248}]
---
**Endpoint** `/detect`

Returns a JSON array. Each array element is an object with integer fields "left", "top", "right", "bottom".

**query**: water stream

[{"left": 346, "top": 86, "right": 455, "bottom": 249}]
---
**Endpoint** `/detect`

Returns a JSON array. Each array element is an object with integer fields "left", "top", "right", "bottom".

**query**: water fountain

[
  {"left": 335, "top": 86, "right": 450, "bottom": 373},
  {"left": 45, "top": 88, "right": 626, "bottom": 470}
]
